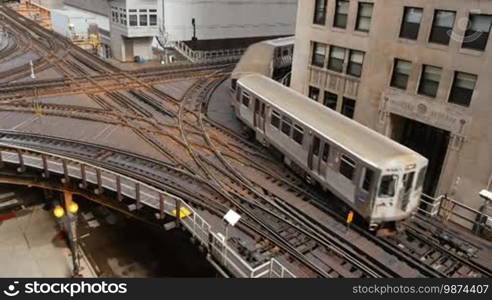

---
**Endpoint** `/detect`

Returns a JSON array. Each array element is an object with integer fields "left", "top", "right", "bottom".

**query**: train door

[
  {"left": 319, "top": 142, "right": 330, "bottom": 177},
  {"left": 308, "top": 135, "right": 322, "bottom": 174},
  {"left": 356, "top": 167, "right": 375, "bottom": 214},
  {"left": 254, "top": 99, "right": 265, "bottom": 132},
  {"left": 400, "top": 171, "right": 415, "bottom": 211}
]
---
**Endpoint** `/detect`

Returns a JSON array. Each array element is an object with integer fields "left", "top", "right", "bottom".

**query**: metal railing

[
  {"left": 0, "top": 145, "right": 296, "bottom": 278},
  {"left": 273, "top": 55, "right": 293, "bottom": 69},
  {"left": 418, "top": 194, "right": 491, "bottom": 238},
  {"left": 173, "top": 41, "right": 245, "bottom": 63}
]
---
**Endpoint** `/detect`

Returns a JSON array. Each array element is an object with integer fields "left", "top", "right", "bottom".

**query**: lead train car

[{"left": 234, "top": 74, "right": 428, "bottom": 229}]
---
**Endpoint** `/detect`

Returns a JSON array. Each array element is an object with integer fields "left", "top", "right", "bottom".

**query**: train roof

[
  {"left": 262, "top": 36, "right": 295, "bottom": 47},
  {"left": 238, "top": 74, "right": 427, "bottom": 168}
]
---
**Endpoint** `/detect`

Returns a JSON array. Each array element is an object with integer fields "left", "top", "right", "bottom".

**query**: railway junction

[{"left": 0, "top": 4, "right": 491, "bottom": 278}]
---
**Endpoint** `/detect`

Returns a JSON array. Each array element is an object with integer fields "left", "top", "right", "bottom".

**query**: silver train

[
  {"left": 233, "top": 74, "right": 428, "bottom": 229},
  {"left": 230, "top": 36, "right": 294, "bottom": 91}
]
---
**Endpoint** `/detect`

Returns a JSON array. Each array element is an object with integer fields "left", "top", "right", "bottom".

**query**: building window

[
  {"left": 429, "top": 10, "right": 456, "bottom": 45},
  {"left": 120, "top": 9, "right": 127, "bottom": 25},
  {"left": 111, "top": 7, "right": 119, "bottom": 23},
  {"left": 356, "top": 2, "right": 373, "bottom": 32},
  {"left": 462, "top": 14, "right": 492, "bottom": 51},
  {"left": 312, "top": 42, "right": 327, "bottom": 67},
  {"left": 342, "top": 98, "right": 355, "bottom": 119},
  {"left": 129, "top": 9, "right": 138, "bottom": 26},
  {"left": 149, "top": 9, "right": 158, "bottom": 26},
  {"left": 114, "top": 9, "right": 120, "bottom": 23},
  {"left": 328, "top": 46, "right": 345, "bottom": 72},
  {"left": 334, "top": 0, "right": 350, "bottom": 29},
  {"left": 391, "top": 59, "right": 412, "bottom": 90},
  {"left": 323, "top": 91, "right": 338, "bottom": 110},
  {"left": 281, "top": 116, "right": 292, "bottom": 136},
  {"left": 309, "top": 86, "right": 320, "bottom": 101},
  {"left": 293, "top": 125, "right": 304, "bottom": 145},
  {"left": 139, "top": 9, "right": 148, "bottom": 26},
  {"left": 449, "top": 72, "right": 477, "bottom": 107},
  {"left": 347, "top": 50, "right": 365, "bottom": 77},
  {"left": 313, "top": 0, "right": 328, "bottom": 25},
  {"left": 340, "top": 155, "right": 356, "bottom": 180},
  {"left": 418, "top": 65, "right": 442, "bottom": 97},
  {"left": 400, "top": 7, "right": 423, "bottom": 40}
]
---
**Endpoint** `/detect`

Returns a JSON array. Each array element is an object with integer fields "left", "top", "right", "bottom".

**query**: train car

[
  {"left": 230, "top": 36, "right": 294, "bottom": 91},
  {"left": 234, "top": 74, "right": 428, "bottom": 229}
]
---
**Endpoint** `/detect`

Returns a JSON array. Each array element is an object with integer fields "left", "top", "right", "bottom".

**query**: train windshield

[{"left": 378, "top": 175, "right": 398, "bottom": 197}]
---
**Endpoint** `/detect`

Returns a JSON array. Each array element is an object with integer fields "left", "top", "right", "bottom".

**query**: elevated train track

[{"left": 0, "top": 3, "right": 490, "bottom": 278}]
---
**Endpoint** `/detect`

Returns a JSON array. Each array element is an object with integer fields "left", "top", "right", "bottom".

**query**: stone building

[{"left": 290, "top": 0, "right": 492, "bottom": 211}]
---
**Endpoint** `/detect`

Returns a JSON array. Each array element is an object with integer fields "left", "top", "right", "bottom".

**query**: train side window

[
  {"left": 271, "top": 110, "right": 281, "bottom": 128},
  {"left": 293, "top": 125, "right": 304, "bottom": 145},
  {"left": 313, "top": 136, "right": 321, "bottom": 156},
  {"left": 379, "top": 175, "right": 398, "bottom": 197},
  {"left": 242, "top": 93, "right": 250, "bottom": 107},
  {"left": 260, "top": 103, "right": 265, "bottom": 117},
  {"left": 281, "top": 116, "right": 292, "bottom": 136},
  {"left": 361, "top": 168, "right": 374, "bottom": 191},
  {"left": 254, "top": 99, "right": 260, "bottom": 112},
  {"left": 340, "top": 155, "right": 356, "bottom": 180},
  {"left": 322, "top": 143, "right": 330, "bottom": 162}
]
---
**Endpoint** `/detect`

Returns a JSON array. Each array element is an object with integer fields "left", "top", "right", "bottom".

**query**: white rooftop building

[{"left": 109, "top": 0, "right": 159, "bottom": 62}]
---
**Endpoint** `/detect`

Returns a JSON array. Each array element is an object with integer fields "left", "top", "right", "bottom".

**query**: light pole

[
  {"left": 223, "top": 209, "right": 241, "bottom": 266},
  {"left": 53, "top": 191, "right": 80, "bottom": 277}
]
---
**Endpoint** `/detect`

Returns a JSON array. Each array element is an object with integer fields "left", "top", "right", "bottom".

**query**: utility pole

[{"left": 191, "top": 18, "right": 197, "bottom": 41}]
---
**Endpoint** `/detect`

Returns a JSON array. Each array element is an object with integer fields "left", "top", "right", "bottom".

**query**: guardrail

[
  {"left": 173, "top": 41, "right": 245, "bottom": 63},
  {"left": 273, "top": 55, "right": 293, "bottom": 69},
  {"left": 0, "top": 144, "right": 296, "bottom": 278},
  {"left": 418, "top": 194, "right": 491, "bottom": 238}
]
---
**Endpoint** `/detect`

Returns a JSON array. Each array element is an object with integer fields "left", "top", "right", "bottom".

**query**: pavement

[{"left": 0, "top": 204, "right": 96, "bottom": 278}]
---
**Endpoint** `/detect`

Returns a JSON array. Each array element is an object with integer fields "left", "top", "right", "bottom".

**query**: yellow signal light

[
  {"left": 346, "top": 210, "right": 354, "bottom": 225},
  {"left": 53, "top": 205, "right": 65, "bottom": 218},
  {"left": 67, "top": 202, "right": 79, "bottom": 214}
]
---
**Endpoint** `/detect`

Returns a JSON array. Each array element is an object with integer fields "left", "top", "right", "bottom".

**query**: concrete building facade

[{"left": 291, "top": 0, "right": 492, "bottom": 211}]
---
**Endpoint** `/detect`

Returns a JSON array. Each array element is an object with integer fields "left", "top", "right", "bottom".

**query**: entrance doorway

[{"left": 391, "top": 115, "right": 450, "bottom": 195}]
